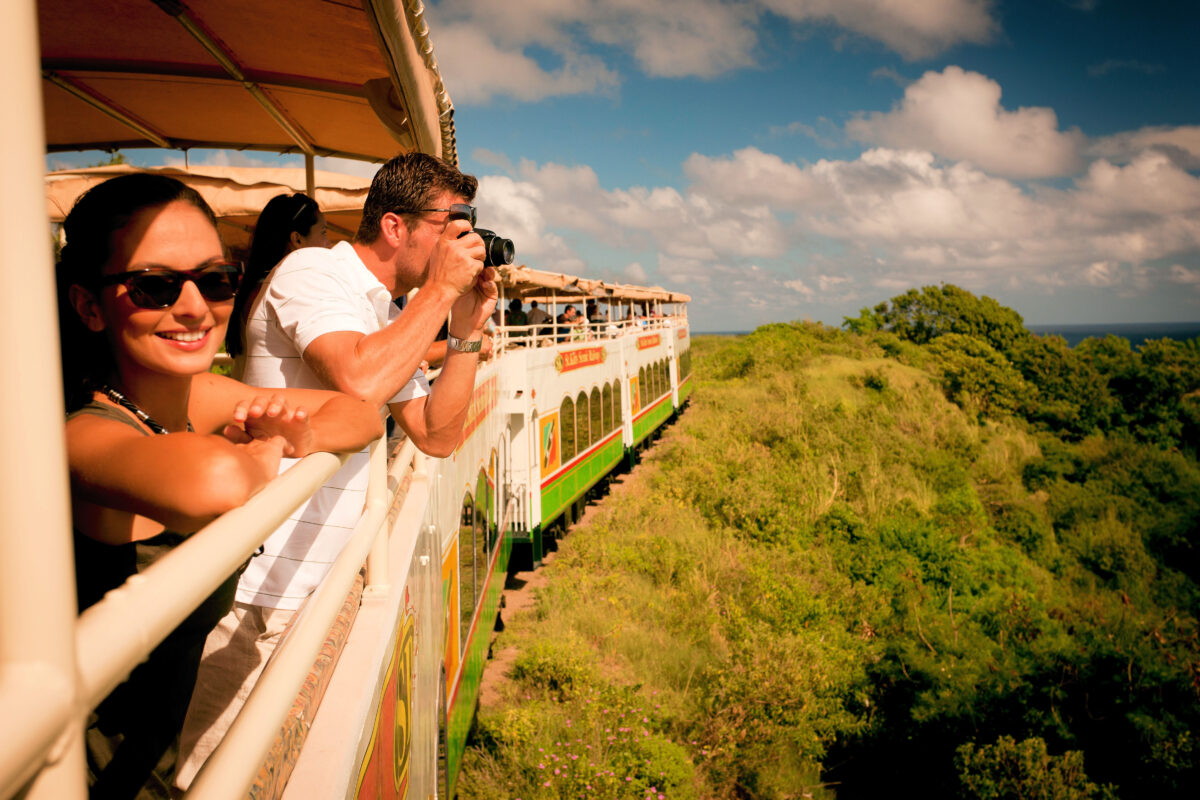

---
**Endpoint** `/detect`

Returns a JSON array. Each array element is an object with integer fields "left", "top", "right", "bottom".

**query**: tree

[
  {"left": 862, "top": 285, "right": 1028, "bottom": 354},
  {"left": 928, "top": 333, "right": 1029, "bottom": 419},
  {"left": 1008, "top": 334, "right": 1115, "bottom": 437}
]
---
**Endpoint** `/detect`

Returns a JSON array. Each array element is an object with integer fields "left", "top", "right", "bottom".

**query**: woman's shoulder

[{"left": 67, "top": 397, "right": 148, "bottom": 434}]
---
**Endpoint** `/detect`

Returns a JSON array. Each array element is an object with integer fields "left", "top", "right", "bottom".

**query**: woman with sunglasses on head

[
  {"left": 58, "top": 173, "right": 380, "bottom": 799},
  {"left": 225, "top": 192, "right": 331, "bottom": 374}
]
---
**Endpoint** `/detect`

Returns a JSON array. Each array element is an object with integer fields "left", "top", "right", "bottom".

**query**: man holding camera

[{"left": 175, "top": 152, "right": 498, "bottom": 788}]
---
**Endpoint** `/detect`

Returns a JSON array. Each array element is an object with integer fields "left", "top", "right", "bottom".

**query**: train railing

[
  {"left": 1, "top": 430, "right": 425, "bottom": 800},
  {"left": 493, "top": 311, "right": 688, "bottom": 353}
]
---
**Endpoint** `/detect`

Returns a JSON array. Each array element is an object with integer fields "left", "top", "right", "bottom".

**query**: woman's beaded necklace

[{"left": 98, "top": 384, "right": 193, "bottom": 435}]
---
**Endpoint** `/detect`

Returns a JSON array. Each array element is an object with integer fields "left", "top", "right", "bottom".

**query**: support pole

[{"left": 0, "top": 2, "right": 85, "bottom": 797}]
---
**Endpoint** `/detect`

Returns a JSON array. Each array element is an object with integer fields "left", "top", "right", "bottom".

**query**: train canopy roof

[
  {"left": 498, "top": 264, "right": 691, "bottom": 305},
  {"left": 39, "top": 0, "right": 456, "bottom": 164},
  {"left": 46, "top": 164, "right": 370, "bottom": 250}
]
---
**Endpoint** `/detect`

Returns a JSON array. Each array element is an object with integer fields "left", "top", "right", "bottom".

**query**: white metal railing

[
  {"left": 188, "top": 438, "right": 401, "bottom": 798},
  {"left": 494, "top": 311, "right": 688, "bottom": 354},
  {"left": 1, "top": 431, "right": 420, "bottom": 800},
  {"left": 75, "top": 450, "right": 352, "bottom": 711}
]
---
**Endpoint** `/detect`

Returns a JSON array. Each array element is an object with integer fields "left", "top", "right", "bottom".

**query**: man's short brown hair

[{"left": 355, "top": 153, "right": 478, "bottom": 244}]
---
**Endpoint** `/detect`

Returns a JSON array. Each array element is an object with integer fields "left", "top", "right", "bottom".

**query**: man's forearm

[{"left": 338, "top": 285, "right": 457, "bottom": 407}]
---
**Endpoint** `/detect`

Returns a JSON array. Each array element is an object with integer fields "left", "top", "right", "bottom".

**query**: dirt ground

[{"left": 475, "top": 469, "right": 635, "bottom": 709}]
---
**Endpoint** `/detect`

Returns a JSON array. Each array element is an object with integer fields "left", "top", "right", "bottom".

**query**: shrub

[
  {"left": 956, "top": 736, "right": 1103, "bottom": 800},
  {"left": 928, "top": 334, "right": 1029, "bottom": 420}
]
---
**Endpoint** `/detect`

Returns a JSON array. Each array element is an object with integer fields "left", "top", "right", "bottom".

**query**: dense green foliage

[{"left": 459, "top": 290, "right": 1200, "bottom": 800}]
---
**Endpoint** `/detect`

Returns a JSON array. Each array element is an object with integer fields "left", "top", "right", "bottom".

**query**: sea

[
  {"left": 1026, "top": 322, "right": 1200, "bottom": 348},
  {"left": 698, "top": 322, "right": 1200, "bottom": 349}
]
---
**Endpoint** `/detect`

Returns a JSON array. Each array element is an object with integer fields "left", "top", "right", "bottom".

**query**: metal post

[
  {"left": 0, "top": 2, "right": 86, "bottom": 797},
  {"left": 304, "top": 153, "right": 315, "bottom": 197}
]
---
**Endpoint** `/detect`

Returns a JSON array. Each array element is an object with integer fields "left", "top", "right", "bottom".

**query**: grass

[{"left": 457, "top": 325, "right": 1200, "bottom": 800}]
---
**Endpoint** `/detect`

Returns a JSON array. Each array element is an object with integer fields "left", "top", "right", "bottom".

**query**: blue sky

[{"left": 51, "top": 0, "right": 1200, "bottom": 332}]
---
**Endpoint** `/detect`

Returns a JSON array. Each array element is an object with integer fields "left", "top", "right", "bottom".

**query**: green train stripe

[
  {"left": 539, "top": 435, "right": 624, "bottom": 524},
  {"left": 633, "top": 393, "right": 673, "bottom": 444}
]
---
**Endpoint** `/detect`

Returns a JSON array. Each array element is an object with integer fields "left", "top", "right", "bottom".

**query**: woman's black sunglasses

[{"left": 92, "top": 262, "right": 243, "bottom": 309}]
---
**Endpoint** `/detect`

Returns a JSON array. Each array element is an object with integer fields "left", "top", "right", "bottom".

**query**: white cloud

[
  {"left": 426, "top": 0, "right": 999, "bottom": 103},
  {"left": 846, "top": 66, "right": 1085, "bottom": 178},
  {"left": 1084, "top": 261, "right": 1121, "bottom": 287},
  {"left": 432, "top": 23, "right": 618, "bottom": 104},
  {"left": 761, "top": 0, "right": 998, "bottom": 61},
  {"left": 477, "top": 133, "right": 1200, "bottom": 328},
  {"left": 785, "top": 278, "right": 814, "bottom": 297},
  {"left": 1168, "top": 264, "right": 1200, "bottom": 286},
  {"left": 1073, "top": 150, "right": 1200, "bottom": 218},
  {"left": 1088, "top": 125, "right": 1200, "bottom": 170},
  {"left": 622, "top": 262, "right": 648, "bottom": 283},
  {"left": 163, "top": 150, "right": 276, "bottom": 169}
]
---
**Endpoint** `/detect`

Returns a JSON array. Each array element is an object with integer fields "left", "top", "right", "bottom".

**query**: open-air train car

[{"left": 1, "top": 2, "right": 690, "bottom": 798}]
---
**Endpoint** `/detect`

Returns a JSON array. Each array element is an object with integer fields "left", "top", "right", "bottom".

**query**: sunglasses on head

[
  {"left": 92, "top": 262, "right": 243, "bottom": 309},
  {"left": 409, "top": 203, "right": 477, "bottom": 226}
]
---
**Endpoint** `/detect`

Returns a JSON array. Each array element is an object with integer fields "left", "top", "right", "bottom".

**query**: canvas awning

[
  {"left": 497, "top": 264, "right": 691, "bottom": 305},
  {"left": 39, "top": 0, "right": 456, "bottom": 165},
  {"left": 46, "top": 164, "right": 371, "bottom": 252}
]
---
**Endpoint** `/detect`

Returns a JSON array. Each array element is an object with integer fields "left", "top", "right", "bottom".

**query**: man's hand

[
  {"left": 426, "top": 219, "right": 485, "bottom": 300},
  {"left": 449, "top": 265, "right": 499, "bottom": 339}
]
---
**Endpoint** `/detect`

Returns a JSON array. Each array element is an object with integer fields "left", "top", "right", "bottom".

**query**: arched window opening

[
  {"left": 476, "top": 467, "right": 492, "bottom": 557},
  {"left": 560, "top": 396, "right": 576, "bottom": 462},
  {"left": 602, "top": 383, "right": 613, "bottom": 433},
  {"left": 576, "top": 391, "right": 589, "bottom": 452},
  {"left": 458, "top": 493, "right": 476, "bottom": 653},
  {"left": 613, "top": 380, "right": 622, "bottom": 427},
  {"left": 589, "top": 387, "right": 602, "bottom": 445}
]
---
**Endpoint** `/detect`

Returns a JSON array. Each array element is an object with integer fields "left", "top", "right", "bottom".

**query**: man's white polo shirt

[{"left": 236, "top": 241, "right": 429, "bottom": 609}]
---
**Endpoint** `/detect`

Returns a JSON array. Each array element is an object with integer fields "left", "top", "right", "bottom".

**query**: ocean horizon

[{"left": 695, "top": 322, "right": 1200, "bottom": 349}]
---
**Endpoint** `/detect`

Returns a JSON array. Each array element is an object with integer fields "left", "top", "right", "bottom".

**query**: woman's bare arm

[
  {"left": 67, "top": 413, "right": 286, "bottom": 539},
  {"left": 189, "top": 372, "right": 384, "bottom": 456}
]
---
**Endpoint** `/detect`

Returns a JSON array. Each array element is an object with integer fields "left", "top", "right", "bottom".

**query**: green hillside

[{"left": 459, "top": 288, "right": 1200, "bottom": 800}]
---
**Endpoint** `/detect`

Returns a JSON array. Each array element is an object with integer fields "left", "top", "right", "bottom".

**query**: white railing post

[{"left": 0, "top": 1, "right": 86, "bottom": 797}]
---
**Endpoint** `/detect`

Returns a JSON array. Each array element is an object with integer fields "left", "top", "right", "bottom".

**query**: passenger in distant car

[
  {"left": 505, "top": 297, "right": 528, "bottom": 329},
  {"left": 526, "top": 299, "right": 552, "bottom": 344},
  {"left": 526, "top": 298, "right": 549, "bottom": 327},
  {"left": 57, "top": 173, "right": 381, "bottom": 800}
]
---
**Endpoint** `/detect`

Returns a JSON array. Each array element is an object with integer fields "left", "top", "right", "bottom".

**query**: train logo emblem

[
  {"left": 637, "top": 333, "right": 660, "bottom": 350},
  {"left": 539, "top": 412, "right": 561, "bottom": 478},
  {"left": 554, "top": 346, "right": 606, "bottom": 373}
]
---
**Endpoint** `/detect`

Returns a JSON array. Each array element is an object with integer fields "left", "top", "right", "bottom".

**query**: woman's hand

[
  {"left": 220, "top": 429, "right": 289, "bottom": 482},
  {"left": 228, "top": 393, "right": 316, "bottom": 457}
]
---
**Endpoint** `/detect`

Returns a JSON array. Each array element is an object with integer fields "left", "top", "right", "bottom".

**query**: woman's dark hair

[
  {"left": 226, "top": 193, "right": 320, "bottom": 356},
  {"left": 57, "top": 173, "right": 218, "bottom": 411}
]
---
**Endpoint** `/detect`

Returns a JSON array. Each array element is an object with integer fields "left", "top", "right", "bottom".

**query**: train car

[
  {"left": 429, "top": 269, "right": 692, "bottom": 792},
  {"left": 3, "top": 2, "right": 690, "bottom": 799}
]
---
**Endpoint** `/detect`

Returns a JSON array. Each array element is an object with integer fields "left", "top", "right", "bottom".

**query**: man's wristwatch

[{"left": 447, "top": 333, "right": 483, "bottom": 353}]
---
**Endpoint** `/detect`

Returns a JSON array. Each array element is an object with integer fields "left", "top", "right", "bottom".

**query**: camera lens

[{"left": 475, "top": 228, "right": 515, "bottom": 267}]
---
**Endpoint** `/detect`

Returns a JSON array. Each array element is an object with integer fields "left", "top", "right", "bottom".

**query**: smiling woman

[{"left": 55, "top": 173, "right": 382, "bottom": 798}]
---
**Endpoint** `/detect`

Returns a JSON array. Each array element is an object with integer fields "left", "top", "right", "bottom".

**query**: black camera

[
  {"left": 449, "top": 206, "right": 515, "bottom": 267},
  {"left": 474, "top": 228, "right": 515, "bottom": 267}
]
